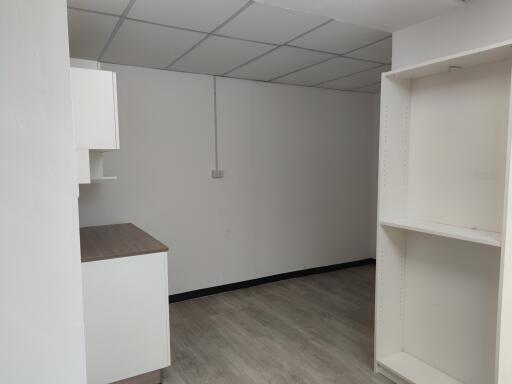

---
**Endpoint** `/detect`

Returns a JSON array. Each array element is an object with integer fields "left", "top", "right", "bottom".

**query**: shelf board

[
  {"left": 378, "top": 352, "right": 463, "bottom": 384},
  {"left": 385, "top": 39, "right": 512, "bottom": 80},
  {"left": 380, "top": 217, "right": 501, "bottom": 247},
  {"left": 91, "top": 176, "right": 117, "bottom": 183}
]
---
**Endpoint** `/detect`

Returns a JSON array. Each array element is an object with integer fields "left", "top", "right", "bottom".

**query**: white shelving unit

[{"left": 376, "top": 40, "right": 512, "bottom": 384}]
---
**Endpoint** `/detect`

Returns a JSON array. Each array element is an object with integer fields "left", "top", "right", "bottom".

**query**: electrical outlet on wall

[{"left": 211, "top": 170, "right": 224, "bottom": 179}]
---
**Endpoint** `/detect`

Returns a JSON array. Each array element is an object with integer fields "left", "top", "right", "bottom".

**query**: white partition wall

[
  {"left": 0, "top": 1, "right": 87, "bottom": 383},
  {"left": 375, "top": 41, "right": 512, "bottom": 384}
]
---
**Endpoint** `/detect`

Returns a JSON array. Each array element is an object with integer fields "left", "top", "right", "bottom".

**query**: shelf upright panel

[
  {"left": 375, "top": 72, "right": 411, "bottom": 370},
  {"left": 496, "top": 66, "right": 512, "bottom": 384}
]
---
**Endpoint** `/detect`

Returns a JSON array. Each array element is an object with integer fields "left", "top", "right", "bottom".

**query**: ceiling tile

[
  {"left": 276, "top": 57, "right": 379, "bottom": 87},
  {"left": 128, "top": 0, "right": 247, "bottom": 32},
  {"left": 68, "top": 9, "right": 119, "bottom": 59},
  {"left": 291, "top": 20, "right": 389, "bottom": 55},
  {"left": 217, "top": 2, "right": 329, "bottom": 44},
  {"left": 171, "top": 36, "right": 274, "bottom": 76},
  {"left": 253, "top": 0, "right": 463, "bottom": 32},
  {"left": 346, "top": 37, "right": 392, "bottom": 63},
  {"left": 227, "top": 46, "right": 334, "bottom": 81},
  {"left": 322, "top": 65, "right": 390, "bottom": 90},
  {"left": 356, "top": 83, "right": 382, "bottom": 93},
  {"left": 68, "top": 0, "right": 132, "bottom": 15},
  {"left": 102, "top": 20, "right": 205, "bottom": 69}
]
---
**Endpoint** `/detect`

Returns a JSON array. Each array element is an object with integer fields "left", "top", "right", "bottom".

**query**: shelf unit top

[
  {"left": 378, "top": 352, "right": 463, "bottom": 384},
  {"left": 381, "top": 217, "right": 501, "bottom": 247},
  {"left": 384, "top": 39, "right": 512, "bottom": 80}
]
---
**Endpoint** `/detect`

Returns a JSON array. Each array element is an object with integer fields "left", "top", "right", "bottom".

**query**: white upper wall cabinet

[
  {"left": 71, "top": 67, "right": 119, "bottom": 150},
  {"left": 376, "top": 40, "right": 512, "bottom": 384},
  {"left": 76, "top": 149, "right": 91, "bottom": 185}
]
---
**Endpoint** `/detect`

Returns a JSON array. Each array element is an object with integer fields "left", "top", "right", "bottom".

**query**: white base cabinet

[{"left": 82, "top": 253, "right": 170, "bottom": 384}]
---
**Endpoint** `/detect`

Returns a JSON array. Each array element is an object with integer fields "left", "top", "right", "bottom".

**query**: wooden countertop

[{"left": 80, "top": 223, "right": 168, "bottom": 263}]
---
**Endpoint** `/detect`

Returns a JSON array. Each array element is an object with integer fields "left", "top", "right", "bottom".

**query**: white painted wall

[
  {"left": 78, "top": 64, "right": 377, "bottom": 294},
  {"left": 393, "top": 0, "right": 512, "bottom": 69},
  {"left": 0, "top": 1, "right": 87, "bottom": 383}
]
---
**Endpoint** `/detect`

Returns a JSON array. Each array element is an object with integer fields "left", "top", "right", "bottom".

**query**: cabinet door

[
  {"left": 82, "top": 253, "right": 170, "bottom": 384},
  {"left": 71, "top": 67, "right": 119, "bottom": 150}
]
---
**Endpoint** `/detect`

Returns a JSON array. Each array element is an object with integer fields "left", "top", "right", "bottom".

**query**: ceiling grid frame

[
  {"left": 69, "top": 4, "right": 390, "bottom": 63},
  {"left": 164, "top": 0, "right": 256, "bottom": 70},
  {"left": 271, "top": 36, "right": 392, "bottom": 82},
  {"left": 342, "top": 35, "right": 392, "bottom": 57},
  {"left": 96, "top": 58, "right": 381, "bottom": 95},
  {"left": 68, "top": 1, "right": 395, "bottom": 93},
  {"left": 353, "top": 80, "right": 381, "bottom": 91},
  {"left": 97, "top": 0, "right": 138, "bottom": 61},
  {"left": 220, "top": 18, "right": 335, "bottom": 76},
  {"left": 269, "top": 55, "right": 339, "bottom": 82},
  {"left": 314, "top": 63, "right": 389, "bottom": 88}
]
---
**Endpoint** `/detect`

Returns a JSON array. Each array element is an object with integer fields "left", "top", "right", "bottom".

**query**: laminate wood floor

[{"left": 163, "top": 265, "right": 392, "bottom": 384}]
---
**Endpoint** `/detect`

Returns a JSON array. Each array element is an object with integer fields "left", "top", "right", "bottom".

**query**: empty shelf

[
  {"left": 380, "top": 217, "right": 501, "bottom": 247},
  {"left": 378, "top": 352, "right": 463, "bottom": 384}
]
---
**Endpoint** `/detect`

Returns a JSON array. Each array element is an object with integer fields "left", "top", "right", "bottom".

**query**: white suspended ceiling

[
  {"left": 67, "top": 0, "right": 410, "bottom": 93},
  {"left": 255, "top": 0, "right": 465, "bottom": 32}
]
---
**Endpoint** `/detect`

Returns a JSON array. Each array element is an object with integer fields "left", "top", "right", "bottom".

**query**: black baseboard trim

[{"left": 169, "top": 258, "right": 375, "bottom": 304}]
